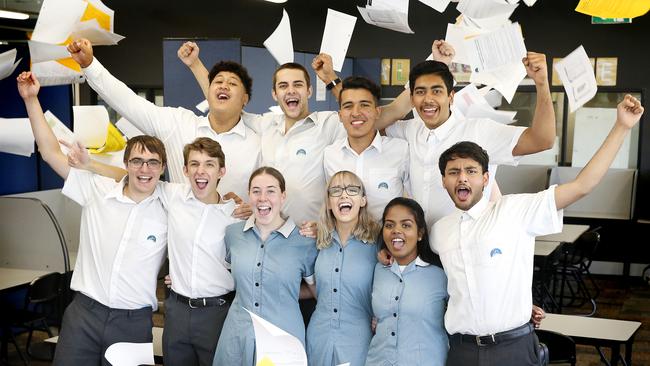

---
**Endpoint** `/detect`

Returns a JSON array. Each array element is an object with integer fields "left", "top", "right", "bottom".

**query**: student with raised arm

[
  {"left": 17, "top": 71, "right": 168, "bottom": 366},
  {"left": 431, "top": 95, "right": 643, "bottom": 366},
  {"left": 67, "top": 39, "right": 258, "bottom": 217}
]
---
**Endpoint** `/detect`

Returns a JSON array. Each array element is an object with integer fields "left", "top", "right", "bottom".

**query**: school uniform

[
  {"left": 323, "top": 132, "right": 410, "bottom": 221},
  {"left": 83, "top": 59, "right": 261, "bottom": 199},
  {"left": 243, "top": 111, "right": 346, "bottom": 223},
  {"left": 162, "top": 183, "right": 239, "bottom": 366},
  {"left": 212, "top": 217, "right": 318, "bottom": 366},
  {"left": 365, "top": 257, "right": 448, "bottom": 366},
  {"left": 53, "top": 168, "right": 167, "bottom": 366},
  {"left": 306, "top": 232, "right": 377, "bottom": 366},
  {"left": 431, "top": 186, "right": 563, "bottom": 366},
  {"left": 385, "top": 113, "right": 525, "bottom": 228}
]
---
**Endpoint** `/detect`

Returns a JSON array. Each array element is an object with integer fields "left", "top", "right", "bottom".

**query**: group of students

[{"left": 14, "top": 34, "right": 644, "bottom": 366}]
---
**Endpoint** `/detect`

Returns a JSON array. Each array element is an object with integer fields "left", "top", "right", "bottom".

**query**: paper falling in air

[
  {"left": 31, "top": 60, "right": 86, "bottom": 86},
  {"left": 0, "top": 117, "right": 35, "bottom": 157},
  {"left": 104, "top": 342, "right": 154, "bottom": 366},
  {"left": 263, "top": 9, "right": 294, "bottom": 65},
  {"left": 319, "top": 9, "right": 357, "bottom": 72},
  {"left": 0, "top": 49, "right": 21, "bottom": 81},
  {"left": 465, "top": 22, "right": 527, "bottom": 74},
  {"left": 470, "top": 62, "right": 526, "bottom": 103},
  {"left": 73, "top": 105, "right": 109, "bottom": 149},
  {"left": 115, "top": 117, "right": 144, "bottom": 139},
  {"left": 456, "top": 0, "right": 518, "bottom": 19},
  {"left": 418, "top": 0, "right": 451, "bottom": 13},
  {"left": 452, "top": 84, "right": 516, "bottom": 124},
  {"left": 196, "top": 99, "right": 209, "bottom": 113},
  {"left": 357, "top": 0, "right": 414, "bottom": 34},
  {"left": 445, "top": 23, "right": 486, "bottom": 65},
  {"left": 554, "top": 45, "right": 597, "bottom": 113},
  {"left": 575, "top": 0, "right": 649, "bottom": 19},
  {"left": 245, "top": 308, "right": 307, "bottom": 366}
]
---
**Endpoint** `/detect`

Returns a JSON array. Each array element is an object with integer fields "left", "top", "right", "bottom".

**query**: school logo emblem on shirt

[
  {"left": 296, "top": 148, "right": 307, "bottom": 156},
  {"left": 377, "top": 182, "right": 389, "bottom": 190},
  {"left": 147, "top": 235, "right": 157, "bottom": 243},
  {"left": 490, "top": 248, "right": 502, "bottom": 257}
]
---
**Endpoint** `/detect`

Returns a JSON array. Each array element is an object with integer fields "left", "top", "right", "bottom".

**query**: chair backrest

[
  {"left": 27, "top": 272, "right": 62, "bottom": 305},
  {"left": 536, "top": 329, "right": 576, "bottom": 364},
  {"left": 565, "top": 230, "right": 600, "bottom": 267}
]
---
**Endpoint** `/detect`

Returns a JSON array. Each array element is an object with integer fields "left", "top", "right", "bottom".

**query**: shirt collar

[
  {"left": 388, "top": 256, "right": 430, "bottom": 276},
  {"left": 332, "top": 230, "right": 369, "bottom": 245},
  {"left": 461, "top": 194, "right": 490, "bottom": 221},
  {"left": 342, "top": 130, "right": 383, "bottom": 154},
  {"left": 198, "top": 115, "right": 247, "bottom": 138},
  {"left": 105, "top": 176, "right": 163, "bottom": 204},
  {"left": 420, "top": 111, "right": 458, "bottom": 142},
  {"left": 243, "top": 215, "right": 296, "bottom": 238},
  {"left": 181, "top": 187, "right": 237, "bottom": 214},
  {"left": 271, "top": 112, "right": 317, "bottom": 134}
]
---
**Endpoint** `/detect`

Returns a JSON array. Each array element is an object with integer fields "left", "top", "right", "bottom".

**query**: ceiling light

[{"left": 0, "top": 9, "right": 29, "bottom": 20}]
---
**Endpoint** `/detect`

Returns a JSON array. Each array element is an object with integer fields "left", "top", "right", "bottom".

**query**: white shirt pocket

[{"left": 368, "top": 168, "right": 401, "bottom": 198}]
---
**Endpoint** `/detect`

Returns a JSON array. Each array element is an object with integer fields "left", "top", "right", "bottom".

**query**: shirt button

[
  {"left": 333, "top": 308, "right": 338, "bottom": 313},
  {"left": 254, "top": 302, "right": 259, "bottom": 307},
  {"left": 257, "top": 262, "right": 261, "bottom": 267},
  {"left": 391, "top": 332, "right": 395, "bottom": 336},
  {"left": 399, "top": 279, "right": 403, "bottom": 283},
  {"left": 335, "top": 268, "right": 339, "bottom": 272},
  {"left": 339, "top": 248, "right": 342, "bottom": 252},
  {"left": 255, "top": 282, "right": 259, "bottom": 287},
  {"left": 333, "top": 288, "right": 337, "bottom": 292},
  {"left": 395, "top": 296, "right": 399, "bottom": 301},
  {"left": 393, "top": 313, "right": 397, "bottom": 317}
]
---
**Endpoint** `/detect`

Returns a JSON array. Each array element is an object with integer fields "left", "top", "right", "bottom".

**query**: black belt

[
  {"left": 170, "top": 290, "right": 235, "bottom": 308},
  {"left": 450, "top": 323, "right": 533, "bottom": 346}
]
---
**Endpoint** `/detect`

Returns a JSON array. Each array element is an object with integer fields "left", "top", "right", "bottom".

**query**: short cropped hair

[
  {"left": 182, "top": 137, "right": 225, "bottom": 168},
  {"left": 208, "top": 61, "right": 253, "bottom": 98},
  {"left": 438, "top": 141, "right": 489, "bottom": 176},
  {"left": 409, "top": 60, "right": 454, "bottom": 95},
  {"left": 123, "top": 135, "right": 167, "bottom": 166},
  {"left": 272, "top": 63, "right": 311, "bottom": 90},
  {"left": 338, "top": 76, "right": 381, "bottom": 105}
]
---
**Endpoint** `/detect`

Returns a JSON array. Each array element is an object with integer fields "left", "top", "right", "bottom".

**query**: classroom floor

[{"left": 4, "top": 275, "right": 649, "bottom": 366}]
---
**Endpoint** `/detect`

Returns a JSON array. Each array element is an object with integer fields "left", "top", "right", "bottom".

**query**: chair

[
  {"left": 12, "top": 272, "right": 62, "bottom": 360},
  {"left": 536, "top": 329, "right": 576, "bottom": 365},
  {"left": 553, "top": 229, "right": 601, "bottom": 316}
]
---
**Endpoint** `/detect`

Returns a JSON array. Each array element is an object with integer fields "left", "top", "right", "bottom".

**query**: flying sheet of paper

[
  {"left": 31, "top": 0, "right": 87, "bottom": 44},
  {"left": 316, "top": 78, "right": 327, "bottom": 101},
  {"left": 456, "top": 0, "right": 518, "bottom": 19},
  {"left": 357, "top": 0, "right": 414, "bottom": 34},
  {"left": 28, "top": 41, "right": 71, "bottom": 64},
  {"left": 0, "top": 117, "right": 35, "bottom": 157},
  {"left": 524, "top": 0, "right": 538, "bottom": 7},
  {"left": 465, "top": 22, "right": 526, "bottom": 73},
  {"left": 32, "top": 61, "right": 85, "bottom": 86},
  {"left": 461, "top": 13, "right": 512, "bottom": 30},
  {"left": 73, "top": 105, "right": 109, "bottom": 149},
  {"left": 554, "top": 45, "right": 597, "bottom": 113},
  {"left": 71, "top": 19, "right": 125, "bottom": 46},
  {"left": 115, "top": 117, "right": 144, "bottom": 139},
  {"left": 419, "top": 0, "right": 451, "bottom": 13},
  {"left": 264, "top": 9, "right": 294, "bottom": 65},
  {"left": 452, "top": 84, "right": 516, "bottom": 124},
  {"left": 320, "top": 9, "right": 357, "bottom": 72},
  {"left": 0, "top": 49, "right": 21, "bottom": 81},
  {"left": 445, "top": 23, "right": 486, "bottom": 65},
  {"left": 104, "top": 342, "right": 154, "bottom": 366},
  {"left": 575, "top": 0, "right": 649, "bottom": 19},
  {"left": 196, "top": 99, "right": 209, "bottom": 113},
  {"left": 470, "top": 61, "right": 526, "bottom": 103},
  {"left": 245, "top": 308, "right": 307, "bottom": 366}
]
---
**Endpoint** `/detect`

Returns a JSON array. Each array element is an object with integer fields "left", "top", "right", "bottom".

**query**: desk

[
  {"left": 538, "top": 224, "right": 590, "bottom": 243},
  {"left": 535, "top": 240, "right": 562, "bottom": 257},
  {"left": 539, "top": 313, "right": 641, "bottom": 365},
  {"left": 0, "top": 268, "right": 51, "bottom": 292}
]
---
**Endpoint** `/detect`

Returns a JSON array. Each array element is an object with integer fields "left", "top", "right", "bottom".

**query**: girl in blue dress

[
  {"left": 213, "top": 167, "right": 318, "bottom": 366},
  {"left": 306, "top": 171, "right": 380, "bottom": 366},
  {"left": 366, "top": 197, "right": 448, "bottom": 366}
]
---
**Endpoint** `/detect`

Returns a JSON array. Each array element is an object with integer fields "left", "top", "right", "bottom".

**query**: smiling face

[
  {"left": 124, "top": 145, "right": 164, "bottom": 200},
  {"left": 338, "top": 88, "right": 380, "bottom": 140},
  {"left": 411, "top": 73, "right": 454, "bottom": 130},
  {"left": 327, "top": 174, "right": 367, "bottom": 227},
  {"left": 272, "top": 68, "right": 311, "bottom": 122},
  {"left": 249, "top": 173, "right": 286, "bottom": 228},
  {"left": 383, "top": 204, "right": 423, "bottom": 265},
  {"left": 442, "top": 156, "right": 489, "bottom": 211},
  {"left": 208, "top": 71, "right": 249, "bottom": 116},
  {"left": 183, "top": 149, "right": 225, "bottom": 203}
]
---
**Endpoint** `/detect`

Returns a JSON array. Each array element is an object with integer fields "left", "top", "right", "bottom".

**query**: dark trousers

[
  {"left": 53, "top": 293, "right": 153, "bottom": 366},
  {"left": 446, "top": 326, "right": 540, "bottom": 366},
  {"left": 162, "top": 293, "right": 231, "bottom": 366}
]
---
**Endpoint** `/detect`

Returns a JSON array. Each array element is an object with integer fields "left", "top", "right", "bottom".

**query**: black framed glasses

[
  {"left": 328, "top": 185, "right": 362, "bottom": 197},
  {"left": 128, "top": 158, "right": 162, "bottom": 169}
]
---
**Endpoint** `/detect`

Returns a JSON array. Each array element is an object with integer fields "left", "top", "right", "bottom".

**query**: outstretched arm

[
  {"left": 17, "top": 72, "right": 70, "bottom": 179},
  {"left": 63, "top": 140, "right": 127, "bottom": 182},
  {"left": 512, "top": 52, "right": 556, "bottom": 156},
  {"left": 178, "top": 41, "right": 210, "bottom": 98},
  {"left": 555, "top": 95, "right": 643, "bottom": 209}
]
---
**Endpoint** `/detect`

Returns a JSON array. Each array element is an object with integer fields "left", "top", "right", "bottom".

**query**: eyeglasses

[
  {"left": 128, "top": 158, "right": 162, "bottom": 169},
  {"left": 328, "top": 185, "right": 362, "bottom": 197}
]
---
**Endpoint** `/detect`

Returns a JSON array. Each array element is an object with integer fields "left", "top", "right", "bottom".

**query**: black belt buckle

[
  {"left": 188, "top": 298, "right": 205, "bottom": 309},
  {"left": 476, "top": 334, "right": 496, "bottom": 346}
]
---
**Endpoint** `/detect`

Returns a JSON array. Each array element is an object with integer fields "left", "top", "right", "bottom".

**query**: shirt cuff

[{"left": 303, "top": 274, "right": 315, "bottom": 285}]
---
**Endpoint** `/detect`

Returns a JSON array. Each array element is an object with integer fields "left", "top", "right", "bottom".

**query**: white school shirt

[
  {"left": 430, "top": 186, "right": 563, "bottom": 336},
  {"left": 83, "top": 59, "right": 261, "bottom": 200},
  {"left": 62, "top": 168, "right": 167, "bottom": 310},
  {"left": 162, "top": 183, "right": 239, "bottom": 298},
  {"left": 385, "top": 113, "right": 525, "bottom": 228},
  {"left": 323, "top": 132, "right": 410, "bottom": 220},
  {"left": 243, "top": 111, "right": 346, "bottom": 223}
]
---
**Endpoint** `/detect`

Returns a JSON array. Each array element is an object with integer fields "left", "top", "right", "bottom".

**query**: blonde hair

[{"left": 316, "top": 171, "right": 380, "bottom": 249}]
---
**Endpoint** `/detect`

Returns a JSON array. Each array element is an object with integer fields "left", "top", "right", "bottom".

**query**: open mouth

[
  {"left": 421, "top": 105, "right": 439, "bottom": 117},
  {"left": 338, "top": 202, "right": 353, "bottom": 214},
  {"left": 195, "top": 178, "right": 208, "bottom": 190},
  {"left": 391, "top": 238, "right": 405, "bottom": 250},
  {"left": 217, "top": 93, "right": 230, "bottom": 101},
  {"left": 137, "top": 175, "right": 153, "bottom": 183},
  {"left": 456, "top": 186, "right": 471, "bottom": 201},
  {"left": 285, "top": 98, "right": 299, "bottom": 108},
  {"left": 351, "top": 119, "right": 365, "bottom": 126},
  {"left": 257, "top": 205, "right": 271, "bottom": 216}
]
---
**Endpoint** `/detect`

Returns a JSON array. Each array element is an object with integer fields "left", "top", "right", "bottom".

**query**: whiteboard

[{"left": 572, "top": 107, "right": 630, "bottom": 168}]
